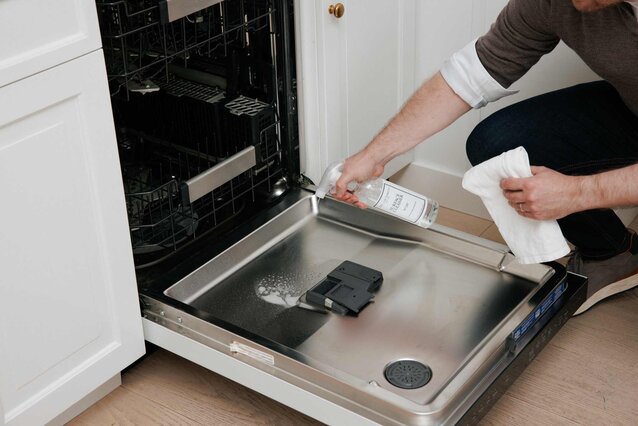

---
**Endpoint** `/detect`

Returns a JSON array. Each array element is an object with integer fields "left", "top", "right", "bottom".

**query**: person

[{"left": 334, "top": 0, "right": 638, "bottom": 315}]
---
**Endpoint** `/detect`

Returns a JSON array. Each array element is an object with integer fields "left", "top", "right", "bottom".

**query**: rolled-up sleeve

[
  {"left": 441, "top": 39, "right": 518, "bottom": 109},
  {"left": 441, "top": 0, "right": 559, "bottom": 109}
]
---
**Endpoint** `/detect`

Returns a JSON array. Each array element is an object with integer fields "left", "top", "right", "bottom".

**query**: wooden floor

[{"left": 69, "top": 207, "right": 638, "bottom": 426}]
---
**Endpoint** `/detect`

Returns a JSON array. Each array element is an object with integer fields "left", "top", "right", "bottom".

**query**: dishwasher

[{"left": 95, "top": 1, "right": 587, "bottom": 424}]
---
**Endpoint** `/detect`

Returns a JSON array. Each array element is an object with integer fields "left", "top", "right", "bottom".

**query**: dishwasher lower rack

[
  {"left": 117, "top": 99, "right": 284, "bottom": 269},
  {"left": 138, "top": 189, "right": 587, "bottom": 425}
]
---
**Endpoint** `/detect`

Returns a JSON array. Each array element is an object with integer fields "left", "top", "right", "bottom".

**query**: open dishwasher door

[{"left": 138, "top": 188, "right": 586, "bottom": 425}]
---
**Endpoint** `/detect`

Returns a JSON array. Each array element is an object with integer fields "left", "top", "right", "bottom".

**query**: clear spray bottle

[{"left": 315, "top": 162, "right": 439, "bottom": 228}]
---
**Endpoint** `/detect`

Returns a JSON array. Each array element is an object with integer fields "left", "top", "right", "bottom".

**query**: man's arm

[
  {"left": 336, "top": 0, "right": 559, "bottom": 205},
  {"left": 334, "top": 72, "right": 470, "bottom": 203},
  {"left": 502, "top": 164, "right": 638, "bottom": 220}
]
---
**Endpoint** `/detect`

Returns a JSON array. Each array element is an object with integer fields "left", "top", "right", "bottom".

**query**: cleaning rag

[{"left": 462, "top": 147, "right": 570, "bottom": 264}]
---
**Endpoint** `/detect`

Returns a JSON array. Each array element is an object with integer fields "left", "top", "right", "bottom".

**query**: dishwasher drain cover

[{"left": 384, "top": 360, "right": 432, "bottom": 389}]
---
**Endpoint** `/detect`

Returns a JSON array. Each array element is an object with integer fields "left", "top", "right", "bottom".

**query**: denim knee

[
  {"left": 466, "top": 105, "right": 530, "bottom": 166},
  {"left": 466, "top": 117, "right": 501, "bottom": 166}
]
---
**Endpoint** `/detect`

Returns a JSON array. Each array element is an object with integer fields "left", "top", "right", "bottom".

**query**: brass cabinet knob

[{"left": 328, "top": 3, "right": 345, "bottom": 18}]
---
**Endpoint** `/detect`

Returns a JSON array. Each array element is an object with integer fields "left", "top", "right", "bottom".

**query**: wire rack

[
  {"left": 117, "top": 109, "right": 283, "bottom": 267},
  {"left": 99, "top": 0, "right": 287, "bottom": 267},
  {"left": 97, "top": 0, "right": 273, "bottom": 98}
]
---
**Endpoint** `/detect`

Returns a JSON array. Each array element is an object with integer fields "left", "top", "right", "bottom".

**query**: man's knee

[
  {"left": 465, "top": 102, "right": 537, "bottom": 166},
  {"left": 466, "top": 115, "right": 504, "bottom": 166}
]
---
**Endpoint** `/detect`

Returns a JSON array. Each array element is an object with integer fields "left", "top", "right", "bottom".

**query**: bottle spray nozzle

[
  {"left": 315, "top": 161, "right": 343, "bottom": 199},
  {"left": 315, "top": 161, "right": 359, "bottom": 199}
]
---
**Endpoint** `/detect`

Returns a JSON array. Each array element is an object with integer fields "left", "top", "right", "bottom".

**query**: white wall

[{"left": 393, "top": 0, "right": 600, "bottom": 217}]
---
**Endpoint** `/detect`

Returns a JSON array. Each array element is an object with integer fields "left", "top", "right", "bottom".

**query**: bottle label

[{"left": 373, "top": 181, "right": 427, "bottom": 224}]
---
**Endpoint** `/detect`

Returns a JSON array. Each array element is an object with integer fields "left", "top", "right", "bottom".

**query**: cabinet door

[
  {"left": 0, "top": 0, "right": 101, "bottom": 88},
  {"left": 296, "top": 0, "right": 416, "bottom": 183},
  {"left": 0, "top": 50, "right": 144, "bottom": 426}
]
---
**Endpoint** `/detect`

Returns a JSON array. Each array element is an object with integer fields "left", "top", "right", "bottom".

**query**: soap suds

[{"left": 255, "top": 271, "right": 322, "bottom": 307}]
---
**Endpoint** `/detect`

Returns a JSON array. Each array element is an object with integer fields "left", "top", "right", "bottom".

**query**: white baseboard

[
  {"left": 390, "top": 164, "right": 491, "bottom": 219},
  {"left": 615, "top": 208, "right": 638, "bottom": 227},
  {"left": 391, "top": 163, "right": 638, "bottom": 226}
]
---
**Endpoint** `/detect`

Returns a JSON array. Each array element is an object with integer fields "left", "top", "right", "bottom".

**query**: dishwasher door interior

[{"left": 139, "top": 188, "right": 586, "bottom": 425}]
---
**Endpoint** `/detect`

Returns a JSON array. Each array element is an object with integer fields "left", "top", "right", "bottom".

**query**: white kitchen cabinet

[
  {"left": 0, "top": 50, "right": 144, "bottom": 426},
  {"left": 0, "top": 0, "right": 102, "bottom": 88},
  {"left": 297, "top": 0, "right": 416, "bottom": 183}
]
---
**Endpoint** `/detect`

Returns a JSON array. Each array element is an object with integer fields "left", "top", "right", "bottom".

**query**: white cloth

[
  {"left": 440, "top": 39, "right": 518, "bottom": 109},
  {"left": 462, "top": 147, "right": 571, "bottom": 264}
]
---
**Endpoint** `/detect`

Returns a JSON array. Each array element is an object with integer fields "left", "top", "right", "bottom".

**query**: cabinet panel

[
  {"left": 0, "top": 0, "right": 101, "bottom": 88},
  {"left": 296, "top": 0, "right": 416, "bottom": 183},
  {"left": 341, "top": 0, "right": 415, "bottom": 177},
  {"left": 0, "top": 51, "right": 144, "bottom": 426}
]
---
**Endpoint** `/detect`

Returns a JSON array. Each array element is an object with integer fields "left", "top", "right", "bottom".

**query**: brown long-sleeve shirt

[{"left": 476, "top": 0, "right": 638, "bottom": 115}]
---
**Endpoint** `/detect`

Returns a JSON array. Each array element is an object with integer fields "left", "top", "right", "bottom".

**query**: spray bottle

[{"left": 315, "top": 162, "right": 439, "bottom": 228}]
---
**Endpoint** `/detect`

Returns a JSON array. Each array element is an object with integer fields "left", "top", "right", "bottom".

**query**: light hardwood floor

[{"left": 69, "top": 207, "right": 638, "bottom": 426}]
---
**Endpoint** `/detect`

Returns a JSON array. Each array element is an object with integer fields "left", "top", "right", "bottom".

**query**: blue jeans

[{"left": 466, "top": 81, "right": 638, "bottom": 260}]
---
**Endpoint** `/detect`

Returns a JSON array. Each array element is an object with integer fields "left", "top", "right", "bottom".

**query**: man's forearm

[
  {"left": 364, "top": 72, "right": 471, "bottom": 166},
  {"left": 580, "top": 163, "right": 638, "bottom": 210}
]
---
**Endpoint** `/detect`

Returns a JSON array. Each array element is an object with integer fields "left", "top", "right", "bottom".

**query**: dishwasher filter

[
  {"left": 384, "top": 360, "right": 432, "bottom": 389},
  {"left": 141, "top": 190, "right": 587, "bottom": 425}
]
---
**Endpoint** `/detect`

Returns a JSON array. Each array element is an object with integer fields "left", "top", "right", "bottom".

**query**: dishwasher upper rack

[{"left": 96, "top": 0, "right": 274, "bottom": 98}]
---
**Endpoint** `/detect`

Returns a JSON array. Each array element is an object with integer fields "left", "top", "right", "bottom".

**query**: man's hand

[
  {"left": 501, "top": 166, "right": 587, "bottom": 220},
  {"left": 333, "top": 149, "right": 384, "bottom": 208}
]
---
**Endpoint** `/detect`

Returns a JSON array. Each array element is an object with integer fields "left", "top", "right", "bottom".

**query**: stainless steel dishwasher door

[{"left": 141, "top": 190, "right": 579, "bottom": 425}]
